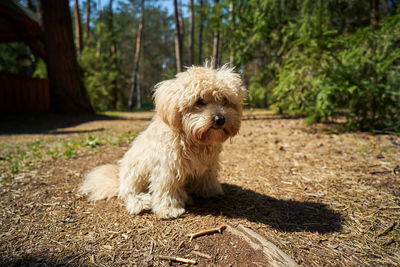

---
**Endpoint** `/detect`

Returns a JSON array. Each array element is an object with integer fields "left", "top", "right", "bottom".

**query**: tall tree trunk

[
  {"left": 229, "top": 1, "right": 234, "bottom": 66},
  {"left": 177, "top": 0, "right": 184, "bottom": 61},
  {"left": 74, "top": 0, "right": 83, "bottom": 58},
  {"left": 371, "top": 0, "right": 380, "bottom": 27},
  {"left": 198, "top": 0, "right": 203, "bottom": 65},
  {"left": 382, "top": 0, "right": 389, "bottom": 14},
  {"left": 108, "top": 0, "right": 118, "bottom": 110},
  {"left": 128, "top": 0, "right": 145, "bottom": 110},
  {"left": 85, "top": 0, "right": 91, "bottom": 40},
  {"left": 217, "top": 31, "right": 223, "bottom": 67},
  {"left": 173, "top": 0, "right": 183, "bottom": 72},
  {"left": 97, "top": 0, "right": 102, "bottom": 56},
  {"left": 38, "top": 0, "right": 92, "bottom": 113},
  {"left": 188, "top": 0, "right": 194, "bottom": 65},
  {"left": 212, "top": 0, "right": 220, "bottom": 69}
]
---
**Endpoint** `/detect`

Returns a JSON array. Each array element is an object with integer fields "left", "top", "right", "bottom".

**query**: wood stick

[
  {"left": 191, "top": 250, "right": 212, "bottom": 259},
  {"left": 157, "top": 255, "right": 197, "bottom": 264},
  {"left": 188, "top": 225, "right": 226, "bottom": 241},
  {"left": 377, "top": 221, "right": 397, "bottom": 237}
]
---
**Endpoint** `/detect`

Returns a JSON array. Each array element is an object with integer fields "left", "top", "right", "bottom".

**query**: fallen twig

[
  {"left": 188, "top": 225, "right": 226, "bottom": 241},
  {"left": 191, "top": 250, "right": 212, "bottom": 259},
  {"left": 157, "top": 255, "right": 197, "bottom": 264},
  {"left": 377, "top": 221, "right": 397, "bottom": 237}
]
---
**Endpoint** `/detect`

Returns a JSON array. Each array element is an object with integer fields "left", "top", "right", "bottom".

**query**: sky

[{"left": 97, "top": 0, "right": 177, "bottom": 15}]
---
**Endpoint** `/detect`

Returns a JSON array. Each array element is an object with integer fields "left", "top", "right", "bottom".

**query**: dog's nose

[{"left": 212, "top": 115, "right": 225, "bottom": 126}]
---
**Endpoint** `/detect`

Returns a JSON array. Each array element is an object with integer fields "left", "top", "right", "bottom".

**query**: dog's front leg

[{"left": 150, "top": 171, "right": 190, "bottom": 219}]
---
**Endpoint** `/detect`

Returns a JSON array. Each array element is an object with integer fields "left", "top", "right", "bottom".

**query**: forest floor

[{"left": 0, "top": 110, "right": 399, "bottom": 266}]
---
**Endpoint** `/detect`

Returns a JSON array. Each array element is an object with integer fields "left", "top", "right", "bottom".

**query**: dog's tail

[{"left": 79, "top": 164, "right": 119, "bottom": 201}]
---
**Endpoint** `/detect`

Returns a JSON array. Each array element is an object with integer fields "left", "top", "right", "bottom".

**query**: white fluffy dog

[{"left": 79, "top": 65, "right": 247, "bottom": 219}]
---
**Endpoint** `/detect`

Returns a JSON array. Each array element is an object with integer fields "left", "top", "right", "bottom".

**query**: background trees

[{"left": 1, "top": 0, "right": 399, "bottom": 131}]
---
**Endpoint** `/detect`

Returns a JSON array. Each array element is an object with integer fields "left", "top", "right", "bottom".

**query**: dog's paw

[
  {"left": 154, "top": 206, "right": 185, "bottom": 219},
  {"left": 125, "top": 193, "right": 151, "bottom": 214}
]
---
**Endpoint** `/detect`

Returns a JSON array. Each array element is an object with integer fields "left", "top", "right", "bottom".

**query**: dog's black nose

[{"left": 212, "top": 115, "right": 225, "bottom": 126}]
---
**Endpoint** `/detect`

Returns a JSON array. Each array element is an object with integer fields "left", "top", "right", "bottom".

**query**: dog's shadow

[{"left": 188, "top": 183, "right": 342, "bottom": 233}]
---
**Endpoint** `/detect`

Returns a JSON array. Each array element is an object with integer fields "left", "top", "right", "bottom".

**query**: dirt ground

[{"left": 1, "top": 110, "right": 399, "bottom": 266}]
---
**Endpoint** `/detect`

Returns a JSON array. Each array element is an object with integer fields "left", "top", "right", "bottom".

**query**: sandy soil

[{"left": 0, "top": 110, "right": 399, "bottom": 266}]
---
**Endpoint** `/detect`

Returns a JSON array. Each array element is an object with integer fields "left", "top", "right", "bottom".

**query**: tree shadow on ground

[
  {"left": 189, "top": 183, "right": 342, "bottom": 234},
  {"left": 0, "top": 113, "right": 152, "bottom": 135}
]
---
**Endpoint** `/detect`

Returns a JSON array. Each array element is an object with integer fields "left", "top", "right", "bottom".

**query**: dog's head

[{"left": 153, "top": 65, "right": 247, "bottom": 145}]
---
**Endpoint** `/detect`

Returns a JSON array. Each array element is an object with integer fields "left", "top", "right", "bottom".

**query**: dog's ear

[{"left": 153, "top": 80, "right": 181, "bottom": 129}]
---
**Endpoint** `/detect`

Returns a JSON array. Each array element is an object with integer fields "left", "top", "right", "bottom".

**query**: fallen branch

[
  {"left": 188, "top": 225, "right": 226, "bottom": 241},
  {"left": 377, "top": 221, "right": 397, "bottom": 237},
  {"left": 191, "top": 250, "right": 212, "bottom": 259},
  {"left": 157, "top": 255, "right": 197, "bottom": 264}
]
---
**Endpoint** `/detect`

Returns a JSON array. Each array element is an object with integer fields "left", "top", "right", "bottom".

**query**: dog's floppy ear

[{"left": 153, "top": 80, "right": 181, "bottom": 129}]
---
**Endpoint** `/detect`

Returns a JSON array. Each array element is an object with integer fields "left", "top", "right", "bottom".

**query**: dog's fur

[{"left": 79, "top": 65, "right": 247, "bottom": 219}]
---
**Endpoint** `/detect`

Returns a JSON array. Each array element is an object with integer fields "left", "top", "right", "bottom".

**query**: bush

[{"left": 273, "top": 11, "right": 400, "bottom": 131}]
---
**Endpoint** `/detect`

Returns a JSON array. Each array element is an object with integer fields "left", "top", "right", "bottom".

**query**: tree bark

[
  {"left": 198, "top": 0, "right": 203, "bottom": 65},
  {"left": 188, "top": 0, "right": 194, "bottom": 65},
  {"left": 108, "top": 0, "right": 118, "bottom": 110},
  {"left": 370, "top": 0, "right": 380, "bottom": 27},
  {"left": 74, "top": 0, "right": 83, "bottom": 58},
  {"left": 382, "top": 0, "right": 389, "bottom": 14},
  {"left": 38, "top": 0, "right": 92, "bottom": 113},
  {"left": 212, "top": 0, "right": 220, "bottom": 69},
  {"left": 128, "top": 0, "right": 145, "bottom": 110},
  {"left": 85, "top": 0, "right": 91, "bottom": 39},
  {"left": 177, "top": 0, "right": 184, "bottom": 60},
  {"left": 96, "top": 0, "right": 102, "bottom": 56},
  {"left": 173, "top": 0, "right": 183, "bottom": 72},
  {"left": 229, "top": 1, "right": 234, "bottom": 66},
  {"left": 217, "top": 31, "right": 223, "bottom": 67}
]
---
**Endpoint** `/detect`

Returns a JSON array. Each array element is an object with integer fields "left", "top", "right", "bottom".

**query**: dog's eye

[
  {"left": 223, "top": 97, "right": 229, "bottom": 105},
  {"left": 196, "top": 98, "right": 206, "bottom": 106}
]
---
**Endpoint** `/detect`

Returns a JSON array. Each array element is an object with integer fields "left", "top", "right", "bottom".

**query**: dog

[{"left": 79, "top": 64, "right": 247, "bottom": 219}]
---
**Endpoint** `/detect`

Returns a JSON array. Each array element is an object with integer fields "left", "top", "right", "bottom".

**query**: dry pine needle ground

[{"left": 0, "top": 110, "right": 399, "bottom": 266}]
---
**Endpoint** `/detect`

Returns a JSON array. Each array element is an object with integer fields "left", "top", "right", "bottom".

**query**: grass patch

[{"left": 0, "top": 131, "right": 139, "bottom": 183}]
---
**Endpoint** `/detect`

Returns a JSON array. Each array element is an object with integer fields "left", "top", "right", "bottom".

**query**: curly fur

[{"left": 79, "top": 64, "right": 247, "bottom": 219}]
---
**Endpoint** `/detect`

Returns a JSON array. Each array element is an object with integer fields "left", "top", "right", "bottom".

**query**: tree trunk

[
  {"left": 108, "top": 0, "right": 118, "bottom": 110},
  {"left": 38, "top": 0, "right": 92, "bottom": 113},
  {"left": 188, "top": 0, "right": 194, "bottom": 65},
  {"left": 229, "top": 1, "right": 234, "bottom": 66},
  {"left": 382, "top": 0, "right": 389, "bottom": 14},
  {"left": 85, "top": 0, "right": 91, "bottom": 39},
  {"left": 74, "top": 0, "right": 83, "bottom": 58},
  {"left": 173, "top": 0, "right": 183, "bottom": 72},
  {"left": 370, "top": 0, "right": 380, "bottom": 27},
  {"left": 177, "top": 0, "right": 184, "bottom": 60},
  {"left": 218, "top": 31, "right": 223, "bottom": 67},
  {"left": 212, "top": 0, "right": 220, "bottom": 69},
  {"left": 198, "top": 0, "right": 203, "bottom": 65},
  {"left": 128, "top": 0, "right": 145, "bottom": 110},
  {"left": 96, "top": 0, "right": 102, "bottom": 56}
]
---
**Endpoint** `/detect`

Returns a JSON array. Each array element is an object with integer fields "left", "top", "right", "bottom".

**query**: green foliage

[
  {"left": 80, "top": 43, "right": 120, "bottom": 112},
  {"left": 0, "top": 42, "right": 35, "bottom": 74},
  {"left": 229, "top": 0, "right": 400, "bottom": 131},
  {"left": 79, "top": 3, "right": 175, "bottom": 111},
  {"left": 273, "top": 10, "right": 400, "bottom": 131},
  {"left": 32, "top": 58, "right": 48, "bottom": 79}
]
